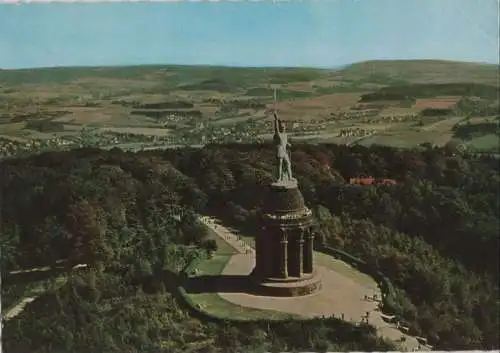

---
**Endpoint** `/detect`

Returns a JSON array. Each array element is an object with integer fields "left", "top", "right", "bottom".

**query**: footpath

[
  {"left": 2, "top": 263, "right": 88, "bottom": 322},
  {"left": 199, "top": 215, "right": 254, "bottom": 255},
  {"left": 198, "top": 215, "right": 431, "bottom": 352}
]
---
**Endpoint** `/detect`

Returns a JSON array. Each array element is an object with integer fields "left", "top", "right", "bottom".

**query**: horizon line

[{"left": 1, "top": 58, "right": 499, "bottom": 71}]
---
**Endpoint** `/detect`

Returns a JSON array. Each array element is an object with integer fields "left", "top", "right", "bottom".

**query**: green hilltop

[{"left": 0, "top": 59, "right": 498, "bottom": 87}]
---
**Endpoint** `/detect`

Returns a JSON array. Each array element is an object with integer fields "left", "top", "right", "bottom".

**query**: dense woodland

[
  {"left": 360, "top": 83, "right": 500, "bottom": 101},
  {"left": 453, "top": 121, "right": 500, "bottom": 140},
  {"left": 1, "top": 142, "right": 498, "bottom": 352}
]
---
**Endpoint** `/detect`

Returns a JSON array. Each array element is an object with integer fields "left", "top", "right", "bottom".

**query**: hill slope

[
  {"left": 339, "top": 60, "right": 499, "bottom": 85},
  {"left": 0, "top": 59, "right": 498, "bottom": 87}
]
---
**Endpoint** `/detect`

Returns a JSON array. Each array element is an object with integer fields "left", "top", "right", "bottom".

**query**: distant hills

[
  {"left": 0, "top": 59, "right": 497, "bottom": 87},
  {"left": 339, "top": 60, "right": 499, "bottom": 85}
]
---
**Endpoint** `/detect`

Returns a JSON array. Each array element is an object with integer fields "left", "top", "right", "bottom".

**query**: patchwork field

[
  {"left": 420, "top": 116, "right": 464, "bottom": 132},
  {"left": 414, "top": 97, "right": 460, "bottom": 109},
  {"left": 273, "top": 92, "right": 364, "bottom": 118},
  {"left": 100, "top": 126, "right": 173, "bottom": 136},
  {"left": 467, "top": 134, "right": 499, "bottom": 151},
  {"left": 378, "top": 107, "right": 422, "bottom": 116},
  {"left": 0, "top": 60, "right": 498, "bottom": 155},
  {"left": 360, "top": 131, "right": 454, "bottom": 149}
]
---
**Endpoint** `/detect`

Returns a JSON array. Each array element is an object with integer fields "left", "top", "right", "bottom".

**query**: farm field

[
  {"left": 0, "top": 59, "right": 498, "bottom": 156},
  {"left": 467, "top": 134, "right": 499, "bottom": 151},
  {"left": 378, "top": 107, "right": 422, "bottom": 117},
  {"left": 273, "top": 92, "right": 365, "bottom": 118},
  {"left": 100, "top": 126, "right": 173, "bottom": 136},
  {"left": 360, "top": 131, "right": 453, "bottom": 149},
  {"left": 414, "top": 97, "right": 461, "bottom": 109},
  {"left": 419, "top": 116, "right": 464, "bottom": 132}
]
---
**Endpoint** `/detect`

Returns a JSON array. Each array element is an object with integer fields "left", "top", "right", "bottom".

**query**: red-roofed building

[
  {"left": 349, "top": 177, "right": 375, "bottom": 185},
  {"left": 349, "top": 177, "right": 397, "bottom": 185}
]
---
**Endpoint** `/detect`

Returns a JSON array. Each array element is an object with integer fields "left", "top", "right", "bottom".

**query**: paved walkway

[
  {"left": 199, "top": 216, "right": 255, "bottom": 255},
  {"left": 198, "top": 215, "right": 431, "bottom": 352}
]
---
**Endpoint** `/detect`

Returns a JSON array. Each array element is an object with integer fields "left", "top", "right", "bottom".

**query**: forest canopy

[{"left": 1, "top": 143, "right": 498, "bottom": 352}]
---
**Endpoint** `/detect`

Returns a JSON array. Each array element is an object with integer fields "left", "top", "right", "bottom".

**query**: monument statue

[
  {"left": 273, "top": 111, "right": 294, "bottom": 183},
  {"left": 251, "top": 89, "right": 321, "bottom": 297},
  {"left": 253, "top": 108, "right": 321, "bottom": 296}
]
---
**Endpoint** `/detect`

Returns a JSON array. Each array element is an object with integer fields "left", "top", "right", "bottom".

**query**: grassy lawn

[
  {"left": 184, "top": 255, "right": 301, "bottom": 321},
  {"left": 211, "top": 114, "right": 254, "bottom": 126},
  {"left": 314, "top": 252, "right": 379, "bottom": 290},
  {"left": 195, "top": 255, "right": 231, "bottom": 276},
  {"left": 467, "top": 134, "right": 499, "bottom": 151}
]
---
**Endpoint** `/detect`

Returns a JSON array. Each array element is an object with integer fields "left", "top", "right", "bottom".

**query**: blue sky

[{"left": 0, "top": 0, "right": 498, "bottom": 69}]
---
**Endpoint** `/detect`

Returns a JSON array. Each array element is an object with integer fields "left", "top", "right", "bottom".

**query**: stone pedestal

[{"left": 252, "top": 179, "right": 322, "bottom": 297}]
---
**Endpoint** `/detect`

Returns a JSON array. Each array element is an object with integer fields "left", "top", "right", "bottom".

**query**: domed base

[
  {"left": 251, "top": 271, "right": 323, "bottom": 297},
  {"left": 263, "top": 180, "right": 306, "bottom": 214}
]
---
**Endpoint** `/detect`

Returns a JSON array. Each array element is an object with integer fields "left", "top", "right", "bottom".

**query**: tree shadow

[{"left": 184, "top": 274, "right": 254, "bottom": 294}]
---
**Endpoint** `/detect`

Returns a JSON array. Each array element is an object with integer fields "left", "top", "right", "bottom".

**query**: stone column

[
  {"left": 280, "top": 228, "right": 288, "bottom": 278},
  {"left": 288, "top": 231, "right": 301, "bottom": 277},
  {"left": 308, "top": 230, "right": 315, "bottom": 272},
  {"left": 303, "top": 228, "right": 314, "bottom": 274},
  {"left": 298, "top": 229, "right": 304, "bottom": 277}
]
